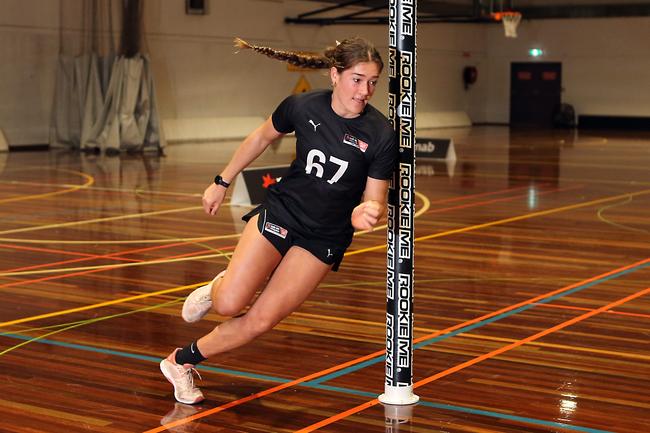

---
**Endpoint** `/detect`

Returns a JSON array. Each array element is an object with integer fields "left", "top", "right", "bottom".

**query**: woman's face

[{"left": 330, "top": 61, "right": 381, "bottom": 119}]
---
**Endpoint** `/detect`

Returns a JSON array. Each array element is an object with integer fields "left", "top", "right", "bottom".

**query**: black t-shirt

[{"left": 267, "top": 89, "right": 397, "bottom": 242}]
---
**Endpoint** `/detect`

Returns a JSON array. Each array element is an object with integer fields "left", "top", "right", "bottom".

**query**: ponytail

[{"left": 234, "top": 36, "right": 383, "bottom": 73}]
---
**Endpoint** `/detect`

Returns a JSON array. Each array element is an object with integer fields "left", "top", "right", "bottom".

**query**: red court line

[
  {"left": 294, "top": 285, "right": 650, "bottom": 432},
  {"left": 1, "top": 244, "right": 141, "bottom": 273},
  {"left": 539, "top": 302, "right": 650, "bottom": 320},
  {"left": 1, "top": 238, "right": 214, "bottom": 273},
  {"left": 1, "top": 243, "right": 105, "bottom": 258},
  {"left": 145, "top": 257, "right": 650, "bottom": 433},
  {"left": 425, "top": 184, "right": 583, "bottom": 215},
  {"left": 0, "top": 185, "right": 546, "bottom": 275},
  {"left": 0, "top": 241, "right": 235, "bottom": 291},
  {"left": 425, "top": 185, "right": 531, "bottom": 206}
]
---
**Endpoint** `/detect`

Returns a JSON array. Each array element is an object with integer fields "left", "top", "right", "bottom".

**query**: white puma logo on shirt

[{"left": 309, "top": 119, "right": 321, "bottom": 132}]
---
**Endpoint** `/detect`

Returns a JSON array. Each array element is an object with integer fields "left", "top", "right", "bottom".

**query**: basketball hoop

[{"left": 492, "top": 11, "right": 522, "bottom": 38}]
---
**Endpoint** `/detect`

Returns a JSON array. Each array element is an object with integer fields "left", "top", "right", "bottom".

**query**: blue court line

[
  {"left": 307, "top": 261, "right": 649, "bottom": 385},
  {"left": 0, "top": 333, "right": 613, "bottom": 433},
  {"left": 2, "top": 261, "right": 646, "bottom": 432},
  {"left": 309, "top": 384, "right": 615, "bottom": 433},
  {"left": 0, "top": 333, "right": 287, "bottom": 384}
]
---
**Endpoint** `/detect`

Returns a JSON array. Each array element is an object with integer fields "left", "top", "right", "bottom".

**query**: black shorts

[{"left": 242, "top": 205, "right": 349, "bottom": 271}]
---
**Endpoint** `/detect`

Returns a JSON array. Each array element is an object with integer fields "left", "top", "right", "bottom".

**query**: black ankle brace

[{"left": 175, "top": 341, "right": 207, "bottom": 366}]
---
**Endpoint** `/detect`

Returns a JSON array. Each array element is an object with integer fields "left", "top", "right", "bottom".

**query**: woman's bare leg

[
  {"left": 208, "top": 214, "right": 282, "bottom": 315},
  {"left": 160, "top": 215, "right": 287, "bottom": 404},
  {"left": 162, "top": 232, "right": 331, "bottom": 404},
  {"left": 197, "top": 246, "right": 331, "bottom": 357}
]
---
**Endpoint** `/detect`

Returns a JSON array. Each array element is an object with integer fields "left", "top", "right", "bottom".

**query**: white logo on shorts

[
  {"left": 264, "top": 222, "right": 288, "bottom": 239},
  {"left": 327, "top": 249, "right": 334, "bottom": 258}
]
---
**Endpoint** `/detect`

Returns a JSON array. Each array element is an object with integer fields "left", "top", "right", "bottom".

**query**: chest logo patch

[{"left": 343, "top": 134, "right": 368, "bottom": 153}]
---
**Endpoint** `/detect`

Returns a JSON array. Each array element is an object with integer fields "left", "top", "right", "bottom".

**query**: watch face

[{"left": 215, "top": 175, "right": 229, "bottom": 187}]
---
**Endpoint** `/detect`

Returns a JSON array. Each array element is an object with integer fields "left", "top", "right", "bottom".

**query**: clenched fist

[
  {"left": 351, "top": 200, "right": 383, "bottom": 230},
  {"left": 202, "top": 183, "right": 227, "bottom": 216}
]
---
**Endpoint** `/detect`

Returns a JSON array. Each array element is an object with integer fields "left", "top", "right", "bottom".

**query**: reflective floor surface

[{"left": 0, "top": 126, "right": 648, "bottom": 432}]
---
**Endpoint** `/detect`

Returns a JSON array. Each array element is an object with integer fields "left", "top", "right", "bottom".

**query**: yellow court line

[
  {"left": 0, "top": 193, "right": 432, "bottom": 325},
  {"left": 452, "top": 169, "right": 650, "bottom": 188},
  {"left": 0, "top": 170, "right": 94, "bottom": 204},
  {"left": 0, "top": 205, "right": 203, "bottom": 236},
  {"left": 3, "top": 189, "right": 639, "bottom": 324},
  {"left": 0, "top": 191, "right": 430, "bottom": 275},
  {"left": 2, "top": 189, "right": 644, "bottom": 326},
  {"left": 459, "top": 332, "right": 650, "bottom": 362},
  {"left": 0, "top": 191, "right": 430, "bottom": 244},
  {"left": 0, "top": 252, "right": 232, "bottom": 277},
  {"left": 0, "top": 179, "right": 202, "bottom": 198},
  {"left": 291, "top": 312, "right": 650, "bottom": 362},
  {"left": 352, "top": 191, "right": 430, "bottom": 237},
  {"left": 0, "top": 299, "right": 183, "bottom": 356},
  {"left": 347, "top": 187, "right": 650, "bottom": 256},
  {"left": 0, "top": 277, "right": 540, "bottom": 355},
  {"left": 0, "top": 234, "right": 240, "bottom": 245},
  {"left": 459, "top": 156, "right": 650, "bottom": 171},
  {"left": 0, "top": 282, "right": 207, "bottom": 328},
  {"left": 597, "top": 194, "right": 649, "bottom": 234}
]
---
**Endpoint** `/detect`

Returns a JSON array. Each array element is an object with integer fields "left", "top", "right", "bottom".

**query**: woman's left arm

[{"left": 351, "top": 177, "right": 390, "bottom": 230}]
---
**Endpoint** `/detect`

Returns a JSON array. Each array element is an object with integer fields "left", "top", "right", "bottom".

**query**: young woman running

[{"left": 160, "top": 36, "right": 397, "bottom": 404}]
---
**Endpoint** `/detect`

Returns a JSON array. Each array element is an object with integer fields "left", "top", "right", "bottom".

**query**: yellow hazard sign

[{"left": 293, "top": 75, "right": 311, "bottom": 94}]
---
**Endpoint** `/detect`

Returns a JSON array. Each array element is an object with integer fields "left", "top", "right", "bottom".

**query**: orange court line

[
  {"left": 0, "top": 182, "right": 571, "bottom": 274},
  {"left": 0, "top": 236, "right": 228, "bottom": 273},
  {"left": 539, "top": 302, "right": 650, "bottom": 320},
  {"left": 408, "top": 258, "right": 650, "bottom": 345},
  {"left": 1, "top": 243, "right": 109, "bottom": 258},
  {"left": 294, "top": 285, "right": 650, "bottom": 433},
  {"left": 0, "top": 244, "right": 141, "bottom": 273},
  {"left": 0, "top": 181, "right": 572, "bottom": 310},
  {"left": 0, "top": 184, "right": 421, "bottom": 268},
  {"left": 0, "top": 240, "right": 228, "bottom": 291},
  {"left": 424, "top": 184, "right": 530, "bottom": 205},
  {"left": 346, "top": 187, "right": 650, "bottom": 257},
  {"left": 145, "top": 257, "right": 650, "bottom": 432},
  {"left": 415, "top": 188, "right": 650, "bottom": 244},
  {"left": 424, "top": 184, "right": 583, "bottom": 215},
  {"left": 0, "top": 245, "right": 235, "bottom": 328}
]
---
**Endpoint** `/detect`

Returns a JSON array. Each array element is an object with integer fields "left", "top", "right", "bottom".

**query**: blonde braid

[{"left": 234, "top": 38, "right": 332, "bottom": 69}]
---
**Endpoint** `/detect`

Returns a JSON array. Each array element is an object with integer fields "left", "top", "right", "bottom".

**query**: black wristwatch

[{"left": 214, "top": 175, "right": 231, "bottom": 188}]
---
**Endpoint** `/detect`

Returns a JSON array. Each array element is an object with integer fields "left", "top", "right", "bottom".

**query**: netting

[
  {"left": 502, "top": 12, "right": 521, "bottom": 38},
  {"left": 491, "top": 11, "right": 522, "bottom": 38}
]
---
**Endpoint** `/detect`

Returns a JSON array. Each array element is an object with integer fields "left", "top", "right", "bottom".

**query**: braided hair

[{"left": 234, "top": 37, "right": 383, "bottom": 72}]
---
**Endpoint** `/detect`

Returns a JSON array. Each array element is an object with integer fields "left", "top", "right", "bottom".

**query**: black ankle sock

[{"left": 175, "top": 341, "right": 207, "bottom": 366}]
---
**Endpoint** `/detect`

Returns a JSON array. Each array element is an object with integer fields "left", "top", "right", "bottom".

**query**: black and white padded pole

[{"left": 379, "top": 0, "right": 419, "bottom": 406}]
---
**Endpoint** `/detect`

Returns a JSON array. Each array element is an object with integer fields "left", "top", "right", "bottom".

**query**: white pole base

[
  {"left": 378, "top": 384, "right": 419, "bottom": 405},
  {"left": 382, "top": 401, "right": 415, "bottom": 424}
]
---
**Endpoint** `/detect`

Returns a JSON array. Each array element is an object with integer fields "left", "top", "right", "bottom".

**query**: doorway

[{"left": 510, "top": 62, "right": 562, "bottom": 128}]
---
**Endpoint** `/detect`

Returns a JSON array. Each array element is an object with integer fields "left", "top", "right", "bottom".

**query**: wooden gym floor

[{"left": 0, "top": 126, "right": 648, "bottom": 432}]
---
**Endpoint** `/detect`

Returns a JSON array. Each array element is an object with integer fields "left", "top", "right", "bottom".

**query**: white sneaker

[
  {"left": 182, "top": 271, "right": 225, "bottom": 323},
  {"left": 160, "top": 403, "right": 200, "bottom": 432},
  {"left": 160, "top": 350, "right": 205, "bottom": 405}
]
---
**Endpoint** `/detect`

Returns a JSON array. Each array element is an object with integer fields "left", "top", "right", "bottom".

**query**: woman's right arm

[{"left": 202, "top": 117, "right": 285, "bottom": 215}]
